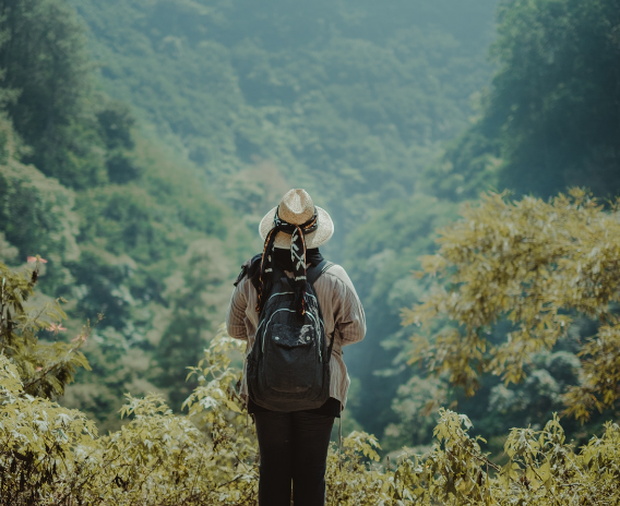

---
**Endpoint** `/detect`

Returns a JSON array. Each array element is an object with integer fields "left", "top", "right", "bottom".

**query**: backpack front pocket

[{"left": 264, "top": 323, "right": 318, "bottom": 393}]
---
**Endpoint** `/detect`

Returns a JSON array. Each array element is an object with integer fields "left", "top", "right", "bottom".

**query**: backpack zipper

[
  {"left": 256, "top": 291, "right": 325, "bottom": 359},
  {"left": 255, "top": 294, "right": 294, "bottom": 336},
  {"left": 259, "top": 307, "right": 298, "bottom": 352},
  {"left": 265, "top": 291, "right": 295, "bottom": 304},
  {"left": 305, "top": 311, "right": 323, "bottom": 362}
]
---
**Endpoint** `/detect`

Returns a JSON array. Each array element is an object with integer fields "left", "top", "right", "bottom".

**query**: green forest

[{"left": 1, "top": 0, "right": 619, "bottom": 504}]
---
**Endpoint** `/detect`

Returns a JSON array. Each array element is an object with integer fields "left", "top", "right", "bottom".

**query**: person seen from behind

[{"left": 226, "top": 188, "right": 366, "bottom": 506}]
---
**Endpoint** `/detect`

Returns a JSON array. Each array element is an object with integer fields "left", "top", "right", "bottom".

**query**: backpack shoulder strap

[
  {"left": 307, "top": 260, "right": 334, "bottom": 285},
  {"left": 233, "top": 253, "right": 262, "bottom": 286}
]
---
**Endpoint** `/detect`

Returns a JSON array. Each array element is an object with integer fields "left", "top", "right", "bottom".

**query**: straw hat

[{"left": 258, "top": 189, "right": 334, "bottom": 249}]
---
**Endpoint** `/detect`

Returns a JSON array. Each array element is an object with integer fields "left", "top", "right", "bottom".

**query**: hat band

[{"left": 273, "top": 205, "right": 319, "bottom": 235}]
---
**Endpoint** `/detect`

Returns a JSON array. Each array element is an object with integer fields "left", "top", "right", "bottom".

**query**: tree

[
  {"left": 0, "top": 0, "right": 107, "bottom": 188},
  {"left": 0, "top": 259, "right": 91, "bottom": 399},
  {"left": 405, "top": 189, "right": 620, "bottom": 421},
  {"left": 446, "top": 0, "right": 620, "bottom": 200},
  {"left": 155, "top": 238, "right": 237, "bottom": 410},
  {"left": 0, "top": 153, "right": 80, "bottom": 269}
]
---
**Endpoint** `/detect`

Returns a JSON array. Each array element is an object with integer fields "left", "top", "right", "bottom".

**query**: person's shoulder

[
  {"left": 323, "top": 263, "right": 348, "bottom": 279},
  {"left": 321, "top": 263, "right": 355, "bottom": 289},
  {"left": 318, "top": 263, "right": 363, "bottom": 306}
]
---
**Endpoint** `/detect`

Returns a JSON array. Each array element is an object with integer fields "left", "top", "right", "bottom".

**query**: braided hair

[{"left": 255, "top": 205, "right": 319, "bottom": 315}]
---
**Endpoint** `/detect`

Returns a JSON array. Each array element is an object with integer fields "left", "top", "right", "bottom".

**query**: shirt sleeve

[
  {"left": 331, "top": 267, "right": 366, "bottom": 346},
  {"left": 226, "top": 281, "right": 249, "bottom": 341}
]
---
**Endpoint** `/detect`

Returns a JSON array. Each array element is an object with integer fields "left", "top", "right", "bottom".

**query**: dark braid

[{"left": 256, "top": 206, "right": 319, "bottom": 314}]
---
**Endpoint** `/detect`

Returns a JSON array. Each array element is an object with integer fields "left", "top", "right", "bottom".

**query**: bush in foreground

[
  {"left": 1, "top": 331, "right": 619, "bottom": 505},
  {"left": 1, "top": 252, "right": 619, "bottom": 505}
]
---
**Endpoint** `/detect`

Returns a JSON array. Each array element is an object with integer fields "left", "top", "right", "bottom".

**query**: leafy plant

[
  {"left": 1, "top": 295, "right": 619, "bottom": 505},
  {"left": 405, "top": 189, "right": 620, "bottom": 421},
  {"left": 0, "top": 259, "right": 91, "bottom": 399}
]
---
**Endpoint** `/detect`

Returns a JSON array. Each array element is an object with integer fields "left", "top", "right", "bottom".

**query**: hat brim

[{"left": 258, "top": 205, "right": 334, "bottom": 249}]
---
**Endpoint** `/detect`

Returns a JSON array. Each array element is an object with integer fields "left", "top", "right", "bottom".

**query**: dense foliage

[
  {"left": 2, "top": 262, "right": 619, "bottom": 505},
  {"left": 343, "top": 0, "right": 620, "bottom": 442},
  {"left": 69, "top": 0, "right": 497, "bottom": 236},
  {"left": 439, "top": 0, "right": 620, "bottom": 199},
  {"left": 406, "top": 189, "right": 620, "bottom": 421},
  {"left": 0, "top": 0, "right": 253, "bottom": 429},
  {"left": 0, "top": 0, "right": 501, "bottom": 433},
  {"left": 1, "top": 2, "right": 619, "bottom": 502},
  {"left": 0, "top": 258, "right": 91, "bottom": 400}
]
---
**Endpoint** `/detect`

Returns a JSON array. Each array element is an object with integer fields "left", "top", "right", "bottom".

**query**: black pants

[{"left": 253, "top": 410, "right": 335, "bottom": 506}]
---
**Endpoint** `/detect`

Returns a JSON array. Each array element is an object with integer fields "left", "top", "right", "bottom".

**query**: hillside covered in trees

[
  {"left": 65, "top": 0, "right": 501, "bottom": 436},
  {"left": 1, "top": 0, "right": 619, "bottom": 503},
  {"left": 0, "top": 0, "right": 256, "bottom": 430}
]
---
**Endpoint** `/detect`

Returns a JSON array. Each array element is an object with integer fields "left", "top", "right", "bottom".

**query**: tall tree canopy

[
  {"left": 438, "top": 0, "right": 620, "bottom": 199},
  {"left": 0, "top": 0, "right": 105, "bottom": 188},
  {"left": 0, "top": 0, "right": 248, "bottom": 427}
]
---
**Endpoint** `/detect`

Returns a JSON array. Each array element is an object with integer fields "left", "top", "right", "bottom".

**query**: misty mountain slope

[
  {"left": 68, "top": 0, "right": 499, "bottom": 435},
  {"left": 71, "top": 0, "right": 497, "bottom": 247}
]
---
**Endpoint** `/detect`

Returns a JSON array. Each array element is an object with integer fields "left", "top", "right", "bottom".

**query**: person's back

[{"left": 226, "top": 188, "right": 365, "bottom": 506}]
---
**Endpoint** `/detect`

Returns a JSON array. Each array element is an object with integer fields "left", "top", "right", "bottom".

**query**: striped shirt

[{"left": 225, "top": 263, "right": 366, "bottom": 410}]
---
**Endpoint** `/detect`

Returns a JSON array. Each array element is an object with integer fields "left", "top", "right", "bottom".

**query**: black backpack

[{"left": 246, "top": 259, "right": 334, "bottom": 411}]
